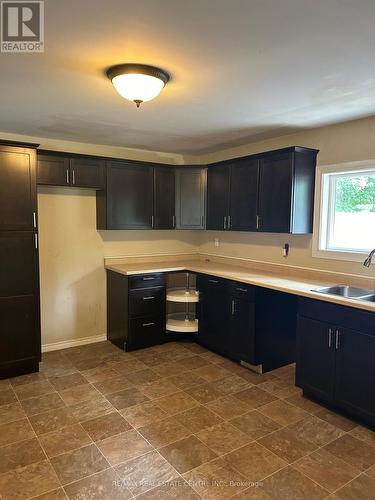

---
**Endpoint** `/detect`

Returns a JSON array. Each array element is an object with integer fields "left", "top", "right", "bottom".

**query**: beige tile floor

[{"left": 0, "top": 341, "right": 374, "bottom": 499}]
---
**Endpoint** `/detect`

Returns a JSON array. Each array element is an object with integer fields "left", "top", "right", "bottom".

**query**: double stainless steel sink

[{"left": 312, "top": 285, "right": 375, "bottom": 302}]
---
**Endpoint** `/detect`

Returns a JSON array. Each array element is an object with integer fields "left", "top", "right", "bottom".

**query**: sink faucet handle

[{"left": 363, "top": 248, "right": 375, "bottom": 268}]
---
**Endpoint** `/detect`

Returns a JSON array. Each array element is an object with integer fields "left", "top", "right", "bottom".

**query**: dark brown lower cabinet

[
  {"left": 296, "top": 298, "right": 375, "bottom": 427},
  {"left": 0, "top": 296, "right": 40, "bottom": 377},
  {"left": 107, "top": 270, "right": 166, "bottom": 351}
]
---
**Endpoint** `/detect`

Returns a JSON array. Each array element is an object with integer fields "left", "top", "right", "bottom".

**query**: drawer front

[
  {"left": 128, "top": 316, "right": 166, "bottom": 351},
  {"left": 197, "top": 274, "right": 228, "bottom": 293},
  {"left": 129, "top": 287, "right": 165, "bottom": 318},
  {"left": 228, "top": 281, "right": 255, "bottom": 301},
  {"left": 129, "top": 273, "right": 165, "bottom": 290}
]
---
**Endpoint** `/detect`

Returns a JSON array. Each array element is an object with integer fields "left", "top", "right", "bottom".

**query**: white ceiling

[{"left": 1, "top": 0, "right": 375, "bottom": 154}]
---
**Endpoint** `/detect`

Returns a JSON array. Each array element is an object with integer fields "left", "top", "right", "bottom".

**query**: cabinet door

[
  {"left": 198, "top": 286, "right": 229, "bottom": 354},
  {"left": 0, "top": 232, "right": 38, "bottom": 297},
  {"left": 229, "top": 297, "right": 256, "bottom": 363},
  {"left": 229, "top": 158, "right": 259, "bottom": 231},
  {"left": 0, "top": 295, "right": 39, "bottom": 369},
  {"left": 296, "top": 316, "right": 335, "bottom": 404},
  {"left": 175, "top": 168, "right": 206, "bottom": 229},
  {"left": 37, "top": 154, "right": 70, "bottom": 186},
  {"left": 154, "top": 167, "right": 175, "bottom": 229},
  {"left": 70, "top": 157, "right": 105, "bottom": 189},
  {"left": 258, "top": 152, "right": 293, "bottom": 232},
  {"left": 0, "top": 146, "right": 36, "bottom": 231},
  {"left": 335, "top": 328, "right": 375, "bottom": 425},
  {"left": 106, "top": 161, "right": 153, "bottom": 229},
  {"left": 206, "top": 164, "right": 230, "bottom": 230}
]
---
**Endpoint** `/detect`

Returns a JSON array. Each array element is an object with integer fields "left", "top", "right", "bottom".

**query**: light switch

[{"left": 214, "top": 238, "right": 220, "bottom": 247}]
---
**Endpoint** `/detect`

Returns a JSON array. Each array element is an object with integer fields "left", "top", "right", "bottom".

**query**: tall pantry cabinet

[{"left": 0, "top": 141, "right": 41, "bottom": 378}]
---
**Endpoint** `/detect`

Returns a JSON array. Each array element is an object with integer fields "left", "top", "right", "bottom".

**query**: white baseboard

[{"left": 42, "top": 334, "right": 107, "bottom": 353}]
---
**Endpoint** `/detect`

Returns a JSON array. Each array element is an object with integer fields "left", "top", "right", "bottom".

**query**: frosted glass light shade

[
  {"left": 112, "top": 73, "right": 165, "bottom": 103},
  {"left": 107, "top": 64, "right": 170, "bottom": 107}
]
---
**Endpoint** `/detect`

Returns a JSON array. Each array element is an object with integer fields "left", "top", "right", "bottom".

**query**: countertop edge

[{"left": 105, "top": 264, "right": 375, "bottom": 313}]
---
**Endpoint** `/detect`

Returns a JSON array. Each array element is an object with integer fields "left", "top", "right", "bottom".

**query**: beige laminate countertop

[{"left": 105, "top": 260, "right": 375, "bottom": 313}]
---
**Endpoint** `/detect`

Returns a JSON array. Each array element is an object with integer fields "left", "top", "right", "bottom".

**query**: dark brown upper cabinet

[
  {"left": 207, "top": 158, "right": 259, "bottom": 231},
  {"left": 154, "top": 166, "right": 175, "bottom": 229},
  {"left": 69, "top": 157, "right": 105, "bottom": 188},
  {"left": 37, "top": 152, "right": 105, "bottom": 189},
  {"left": 257, "top": 148, "right": 317, "bottom": 234},
  {"left": 0, "top": 144, "right": 37, "bottom": 231},
  {"left": 207, "top": 147, "right": 318, "bottom": 234},
  {"left": 37, "top": 154, "right": 70, "bottom": 186},
  {"left": 206, "top": 163, "right": 230, "bottom": 230},
  {"left": 97, "top": 160, "right": 154, "bottom": 230},
  {"left": 175, "top": 167, "right": 206, "bottom": 229}
]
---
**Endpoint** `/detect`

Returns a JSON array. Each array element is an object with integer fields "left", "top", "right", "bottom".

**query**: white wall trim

[{"left": 42, "top": 334, "right": 107, "bottom": 353}]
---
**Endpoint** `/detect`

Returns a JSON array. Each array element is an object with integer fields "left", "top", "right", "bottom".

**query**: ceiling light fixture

[{"left": 106, "top": 63, "right": 170, "bottom": 108}]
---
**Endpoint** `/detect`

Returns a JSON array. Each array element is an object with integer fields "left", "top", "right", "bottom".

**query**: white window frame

[{"left": 312, "top": 159, "right": 375, "bottom": 262}]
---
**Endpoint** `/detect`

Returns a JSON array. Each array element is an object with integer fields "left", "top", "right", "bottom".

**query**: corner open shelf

[
  {"left": 166, "top": 313, "right": 198, "bottom": 333},
  {"left": 166, "top": 288, "right": 199, "bottom": 303},
  {"left": 166, "top": 272, "right": 199, "bottom": 334}
]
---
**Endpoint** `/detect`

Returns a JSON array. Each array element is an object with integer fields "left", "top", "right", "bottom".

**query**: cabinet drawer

[
  {"left": 129, "top": 287, "right": 165, "bottom": 318},
  {"left": 128, "top": 316, "right": 166, "bottom": 351},
  {"left": 228, "top": 281, "right": 255, "bottom": 301},
  {"left": 198, "top": 274, "right": 228, "bottom": 292},
  {"left": 129, "top": 273, "right": 165, "bottom": 290}
]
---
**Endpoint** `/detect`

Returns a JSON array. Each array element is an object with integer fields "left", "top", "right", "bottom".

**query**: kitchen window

[{"left": 313, "top": 160, "right": 375, "bottom": 262}]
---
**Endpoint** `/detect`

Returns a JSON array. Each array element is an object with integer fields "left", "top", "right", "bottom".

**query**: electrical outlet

[{"left": 214, "top": 238, "right": 220, "bottom": 247}]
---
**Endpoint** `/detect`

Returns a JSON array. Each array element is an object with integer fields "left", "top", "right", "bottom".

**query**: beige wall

[
  {"left": 38, "top": 187, "right": 198, "bottom": 348},
  {"left": 196, "top": 116, "right": 375, "bottom": 277}
]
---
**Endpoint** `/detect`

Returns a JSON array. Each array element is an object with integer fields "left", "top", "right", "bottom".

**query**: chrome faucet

[{"left": 363, "top": 248, "right": 375, "bottom": 267}]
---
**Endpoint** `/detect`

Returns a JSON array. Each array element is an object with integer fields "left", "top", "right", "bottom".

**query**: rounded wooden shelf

[
  {"left": 166, "top": 288, "right": 199, "bottom": 303},
  {"left": 166, "top": 313, "right": 198, "bottom": 333}
]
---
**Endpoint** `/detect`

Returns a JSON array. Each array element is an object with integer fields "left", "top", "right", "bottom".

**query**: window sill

[{"left": 312, "top": 248, "right": 370, "bottom": 263}]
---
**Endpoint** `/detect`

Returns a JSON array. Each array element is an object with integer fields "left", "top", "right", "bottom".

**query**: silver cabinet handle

[
  {"left": 172, "top": 215, "right": 175, "bottom": 228},
  {"left": 209, "top": 279, "right": 219, "bottom": 284},
  {"left": 34, "top": 234, "right": 38, "bottom": 249},
  {"left": 143, "top": 277, "right": 155, "bottom": 281},
  {"left": 228, "top": 215, "right": 231, "bottom": 229},
  {"left": 32, "top": 212, "right": 37, "bottom": 228},
  {"left": 72, "top": 169, "right": 75, "bottom": 185},
  {"left": 335, "top": 330, "right": 340, "bottom": 350},
  {"left": 142, "top": 296, "right": 155, "bottom": 300},
  {"left": 236, "top": 287, "right": 247, "bottom": 293},
  {"left": 142, "top": 322, "right": 155, "bottom": 327},
  {"left": 151, "top": 215, "right": 154, "bottom": 228},
  {"left": 328, "top": 328, "right": 333, "bottom": 348},
  {"left": 256, "top": 215, "right": 260, "bottom": 229},
  {"left": 223, "top": 216, "right": 227, "bottom": 230},
  {"left": 231, "top": 299, "right": 235, "bottom": 315},
  {"left": 66, "top": 169, "right": 70, "bottom": 184}
]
